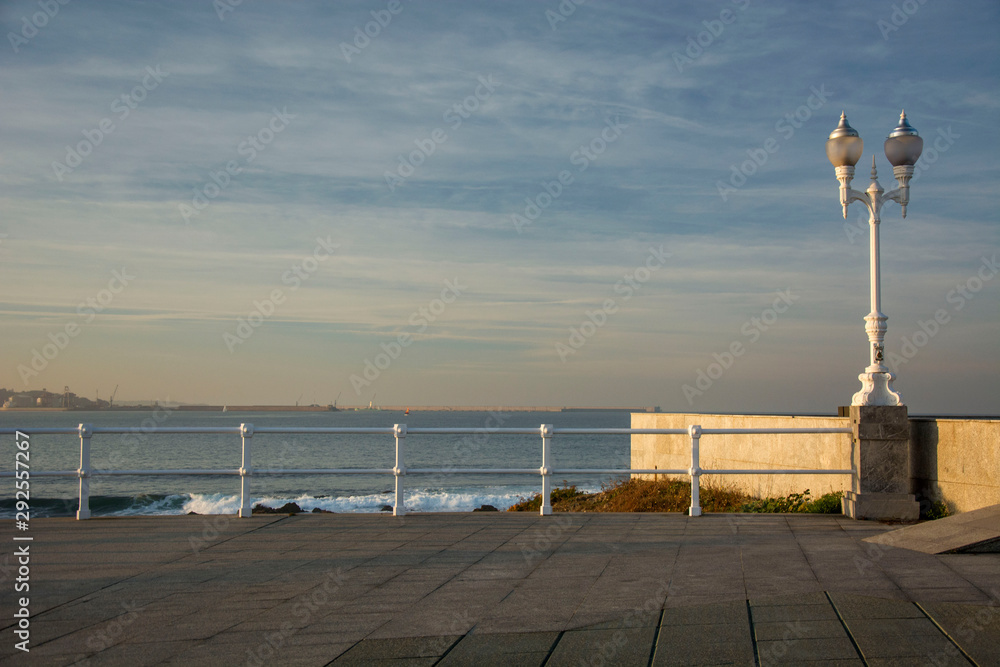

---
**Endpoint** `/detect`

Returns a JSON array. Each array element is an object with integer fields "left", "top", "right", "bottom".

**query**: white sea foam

[
  {"left": 249, "top": 487, "right": 539, "bottom": 513},
  {"left": 106, "top": 485, "right": 605, "bottom": 516},
  {"left": 182, "top": 493, "right": 243, "bottom": 515}
]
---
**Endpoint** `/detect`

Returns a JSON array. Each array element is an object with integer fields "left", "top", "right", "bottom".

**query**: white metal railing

[{"left": 1, "top": 423, "right": 853, "bottom": 519}]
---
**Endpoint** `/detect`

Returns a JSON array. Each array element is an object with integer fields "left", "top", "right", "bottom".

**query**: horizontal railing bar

[
  {"left": 92, "top": 469, "right": 240, "bottom": 476},
  {"left": 253, "top": 468, "right": 393, "bottom": 475},
  {"left": 405, "top": 428, "right": 542, "bottom": 435},
  {"left": 551, "top": 428, "right": 688, "bottom": 435},
  {"left": 406, "top": 468, "right": 539, "bottom": 474},
  {"left": 1, "top": 468, "right": 854, "bottom": 478},
  {"left": 0, "top": 426, "right": 243, "bottom": 435},
  {"left": 0, "top": 428, "right": 81, "bottom": 435},
  {"left": 0, "top": 470, "right": 77, "bottom": 477},
  {"left": 700, "top": 428, "right": 853, "bottom": 435},
  {"left": 704, "top": 469, "right": 854, "bottom": 475},
  {"left": 554, "top": 469, "right": 688, "bottom": 475},
  {"left": 0, "top": 426, "right": 852, "bottom": 436},
  {"left": 250, "top": 427, "right": 396, "bottom": 434},
  {"left": 93, "top": 427, "right": 242, "bottom": 434}
]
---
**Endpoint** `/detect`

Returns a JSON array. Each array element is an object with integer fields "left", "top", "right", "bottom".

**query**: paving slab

[
  {"left": 435, "top": 631, "right": 558, "bottom": 666},
  {"left": 547, "top": 627, "right": 656, "bottom": 666},
  {"left": 1, "top": 513, "right": 998, "bottom": 665}
]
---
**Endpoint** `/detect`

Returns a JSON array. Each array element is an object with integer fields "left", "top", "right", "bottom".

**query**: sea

[{"left": 1, "top": 409, "right": 632, "bottom": 518}]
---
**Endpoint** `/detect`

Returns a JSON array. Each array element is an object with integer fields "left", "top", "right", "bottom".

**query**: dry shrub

[{"left": 507, "top": 479, "right": 842, "bottom": 514}]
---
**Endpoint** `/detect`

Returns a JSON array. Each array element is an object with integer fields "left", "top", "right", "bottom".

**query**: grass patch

[{"left": 507, "top": 479, "right": 844, "bottom": 514}]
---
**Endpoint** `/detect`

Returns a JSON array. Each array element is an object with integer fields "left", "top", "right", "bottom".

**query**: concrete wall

[
  {"left": 910, "top": 418, "right": 1000, "bottom": 514},
  {"left": 631, "top": 413, "right": 1000, "bottom": 513},
  {"left": 631, "top": 413, "right": 851, "bottom": 499}
]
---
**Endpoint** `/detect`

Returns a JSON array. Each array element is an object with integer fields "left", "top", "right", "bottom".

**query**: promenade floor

[{"left": 2, "top": 513, "right": 998, "bottom": 666}]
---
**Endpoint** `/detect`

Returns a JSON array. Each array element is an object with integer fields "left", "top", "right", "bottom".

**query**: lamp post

[{"left": 826, "top": 111, "right": 923, "bottom": 406}]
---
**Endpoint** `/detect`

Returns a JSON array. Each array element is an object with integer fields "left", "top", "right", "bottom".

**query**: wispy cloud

[{"left": 1, "top": 0, "right": 997, "bottom": 412}]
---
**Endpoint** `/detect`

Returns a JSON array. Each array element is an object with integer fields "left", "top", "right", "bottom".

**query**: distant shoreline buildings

[
  {"left": 1, "top": 387, "right": 104, "bottom": 410},
  {"left": 0, "top": 388, "right": 661, "bottom": 413}
]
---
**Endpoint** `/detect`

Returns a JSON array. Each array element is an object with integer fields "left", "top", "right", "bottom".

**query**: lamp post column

[{"left": 853, "top": 161, "right": 901, "bottom": 407}]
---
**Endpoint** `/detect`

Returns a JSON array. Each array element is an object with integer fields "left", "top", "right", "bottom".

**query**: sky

[{"left": 1, "top": 0, "right": 997, "bottom": 414}]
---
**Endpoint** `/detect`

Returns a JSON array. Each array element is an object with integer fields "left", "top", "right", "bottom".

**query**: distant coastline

[
  {"left": 1, "top": 404, "right": 661, "bottom": 413},
  {"left": 333, "top": 405, "right": 661, "bottom": 413}
]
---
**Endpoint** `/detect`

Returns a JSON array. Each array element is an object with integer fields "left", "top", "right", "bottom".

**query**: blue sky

[{"left": 1, "top": 0, "right": 997, "bottom": 413}]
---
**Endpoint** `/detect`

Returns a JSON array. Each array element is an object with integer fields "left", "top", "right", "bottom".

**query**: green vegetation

[
  {"left": 803, "top": 490, "right": 845, "bottom": 514},
  {"left": 921, "top": 500, "right": 951, "bottom": 520},
  {"left": 507, "top": 479, "right": 845, "bottom": 515},
  {"left": 740, "top": 489, "right": 844, "bottom": 514}
]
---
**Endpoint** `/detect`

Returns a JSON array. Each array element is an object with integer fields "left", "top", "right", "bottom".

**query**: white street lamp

[{"left": 826, "top": 111, "right": 923, "bottom": 406}]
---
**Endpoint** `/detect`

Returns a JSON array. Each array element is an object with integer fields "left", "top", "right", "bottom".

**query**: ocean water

[{"left": 1, "top": 409, "right": 632, "bottom": 517}]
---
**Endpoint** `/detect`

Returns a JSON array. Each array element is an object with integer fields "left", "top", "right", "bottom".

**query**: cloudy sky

[{"left": 1, "top": 0, "right": 997, "bottom": 414}]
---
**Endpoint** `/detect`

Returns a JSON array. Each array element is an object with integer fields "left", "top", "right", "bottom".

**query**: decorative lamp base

[{"left": 852, "top": 371, "right": 903, "bottom": 407}]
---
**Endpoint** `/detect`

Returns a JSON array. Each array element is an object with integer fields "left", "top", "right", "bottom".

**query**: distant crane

[
  {"left": 296, "top": 393, "right": 303, "bottom": 407},
  {"left": 109, "top": 384, "right": 119, "bottom": 409},
  {"left": 333, "top": 392, "right": 341, "bottom": 409}
]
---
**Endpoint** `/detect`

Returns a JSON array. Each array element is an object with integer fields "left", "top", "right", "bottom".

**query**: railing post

[
  {"left": 238, "top": 423, "right": 253, "bottom": 518},
  {"left": 76, "top": 423, "right": 92, "bottom": 520},
  {"left": 393, "top": 424, "right": 407, "bottom": 516},
  {"left": 688, "top": 425, "right": 702, "bottom": 517},
  {"left": 540, "top": 424, "right": 553, "bottom": 516}
]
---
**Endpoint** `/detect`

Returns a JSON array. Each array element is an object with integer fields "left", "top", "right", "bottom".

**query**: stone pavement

[{"left": 1, "top": 513, "right": 998, "bottom": 666}]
